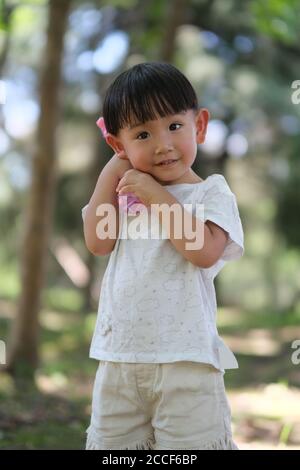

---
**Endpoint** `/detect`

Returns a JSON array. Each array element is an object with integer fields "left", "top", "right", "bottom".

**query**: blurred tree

[
  {"left": 160, "top": 0, "right": 188, "bottom": 62},
  {"left": 6, "top": 0, "right": 71, "bottom": 380},
  {"left": 0, "top": 0, "right": 13, "bottom": 72}
]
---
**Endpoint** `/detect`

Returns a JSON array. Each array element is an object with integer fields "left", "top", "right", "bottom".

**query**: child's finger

[
  {"left": 116, "top": 179, "right": 124, "bottom": 192},
  {"left": 118, "top": 185, "right": 133, "bottom": 195}
]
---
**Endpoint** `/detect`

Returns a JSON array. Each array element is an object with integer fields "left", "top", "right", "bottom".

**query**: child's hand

[
  {"left": 115, "top": 169, "right": 167, "bottom": 207},
  {"left": 107, "top": 152, "right": 133, "bottom": 179}
]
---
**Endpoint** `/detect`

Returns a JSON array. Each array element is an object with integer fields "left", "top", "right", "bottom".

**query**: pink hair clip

[
  {"left": 96, "top": 116, "right": 144, "bottom": 215},
  {"left": 96, "top": 117, "right": 109, "bottom": 139}
]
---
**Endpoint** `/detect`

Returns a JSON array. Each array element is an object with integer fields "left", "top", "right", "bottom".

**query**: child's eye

[
  {"left": 136, "top": 131, "right": 149, "bottom": 140},
  {"left": 169, "top": 123, "right": 182, "bottom": 131}
]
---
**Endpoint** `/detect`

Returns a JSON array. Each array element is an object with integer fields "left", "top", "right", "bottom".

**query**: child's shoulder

[
  {"left": 206, "top": 173, "right": 229, "bottom": 186},
  {"left": 199, "top": 173, "right": 233, "bottom": 196}
]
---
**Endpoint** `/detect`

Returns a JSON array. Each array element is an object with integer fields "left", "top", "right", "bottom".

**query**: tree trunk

[
  {"left": 6, "top": 0, "right": 71, "bottom": 379},
  {"left": 160, "top": 0, "right": 188, "bottom": 62}
]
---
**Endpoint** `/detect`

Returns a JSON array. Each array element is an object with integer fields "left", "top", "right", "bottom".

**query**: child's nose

[{"left": 154, "top": 142, "right": 174, "bottom": 155}]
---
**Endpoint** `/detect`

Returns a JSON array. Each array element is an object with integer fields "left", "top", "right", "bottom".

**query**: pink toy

[{"left": 96, "top": 117, "right": 145, "bottom": 215}]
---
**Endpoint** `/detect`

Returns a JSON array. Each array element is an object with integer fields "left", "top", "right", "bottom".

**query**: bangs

[{"left": 103, "top": 62, "right": 198, "bottom": 135}]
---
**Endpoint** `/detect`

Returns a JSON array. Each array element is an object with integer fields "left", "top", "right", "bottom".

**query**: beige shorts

[{"left": 86, "top": 361, "right": 238, "bottom": 450}]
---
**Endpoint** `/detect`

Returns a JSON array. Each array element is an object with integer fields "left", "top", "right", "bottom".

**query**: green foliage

[
  {"left": 131, "top": 0, "right": 166, "bottom": 59},
  {"left": 275, "top": 167, "right": 300, "bottom": 249},
  {"left": 251, "top": 0, "right": 300, "bottom": 44},
  {"left": 279, "top": 422, "right": 293, "bottom": 445},
  {"left": 0, "top": 0, "right": 46, "bottom": 32},
  {"left": 43, "top": 287, "right": 84, "bottom": 313},
  {"left": 102, "top": 0, "right": 139, "bottom": 8},
  {"left": 0, "top": 0, "right": 11, "bottom": 31}
]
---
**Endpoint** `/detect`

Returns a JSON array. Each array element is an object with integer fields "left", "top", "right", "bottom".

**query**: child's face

[{"left": 107, "top": 108, "right": 209, "bottom": 185}]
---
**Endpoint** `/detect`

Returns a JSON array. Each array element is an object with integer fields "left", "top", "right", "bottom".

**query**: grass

[
  {"left": 0, "top": 293, "right": 96, "bottom": 450},
  {"left": 0, "top": 377, "right": 90, "bottom": 449}
]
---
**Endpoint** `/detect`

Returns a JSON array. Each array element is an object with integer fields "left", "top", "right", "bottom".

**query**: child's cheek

[
  {"left": 181, "top": 141, "right": 196, "bottom": 162},
  {"left": 131, "top": 150, "right": 149, "bottom": 171}
]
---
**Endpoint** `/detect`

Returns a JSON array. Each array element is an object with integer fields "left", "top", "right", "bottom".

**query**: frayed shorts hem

[
  {"left": 154, "top": 434, "right": 239, "bottom": 450},
  {"left": 85, "top": 425, "right": 238, "bottom": 450},
  {"left": 85, "top": 426, "right": 155, "bottom": 450}
]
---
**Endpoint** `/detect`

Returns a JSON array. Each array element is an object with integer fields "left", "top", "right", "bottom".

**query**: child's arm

[
  {"left": 83, "top": 154, "right": 132, "bottom": 256},
  {"left": 114, "top": 169, "right": 229, "bottom": 268},
  {"left": 150, "top": 190, "right": 229, "bottom": 269}
]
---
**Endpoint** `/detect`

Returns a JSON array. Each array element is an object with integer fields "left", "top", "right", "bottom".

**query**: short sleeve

[
  {"left": 81, "top": 204, "right": 89, "bottom": 221},
  {"left": 199, "top": 175, "right": 244, "bottom": 279}
]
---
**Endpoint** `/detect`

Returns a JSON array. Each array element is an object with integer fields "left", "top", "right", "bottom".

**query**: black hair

[{"left": 103, "top": 62, "right": 198, "bottom": 136}]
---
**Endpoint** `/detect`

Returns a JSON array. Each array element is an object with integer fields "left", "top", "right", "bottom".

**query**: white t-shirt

[{"left": 81, "top": 174, "right": 244, "bottom": 371}]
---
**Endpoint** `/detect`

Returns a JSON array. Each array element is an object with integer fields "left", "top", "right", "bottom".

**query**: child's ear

[
  {"left": 195, "top": 108, "right": 210, "bottom": 144},
  {"left": 105, "top": 134, "right": 128, "bottom": 159}
]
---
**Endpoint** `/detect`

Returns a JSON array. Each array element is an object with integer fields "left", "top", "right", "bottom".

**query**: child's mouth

[{"left": 157, "top": 159, "right": 178, "bottom": 167}]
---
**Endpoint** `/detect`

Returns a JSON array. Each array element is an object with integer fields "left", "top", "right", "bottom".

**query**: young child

[{"left": 82, "top": 62, "right": 244, "bottom": 450}]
